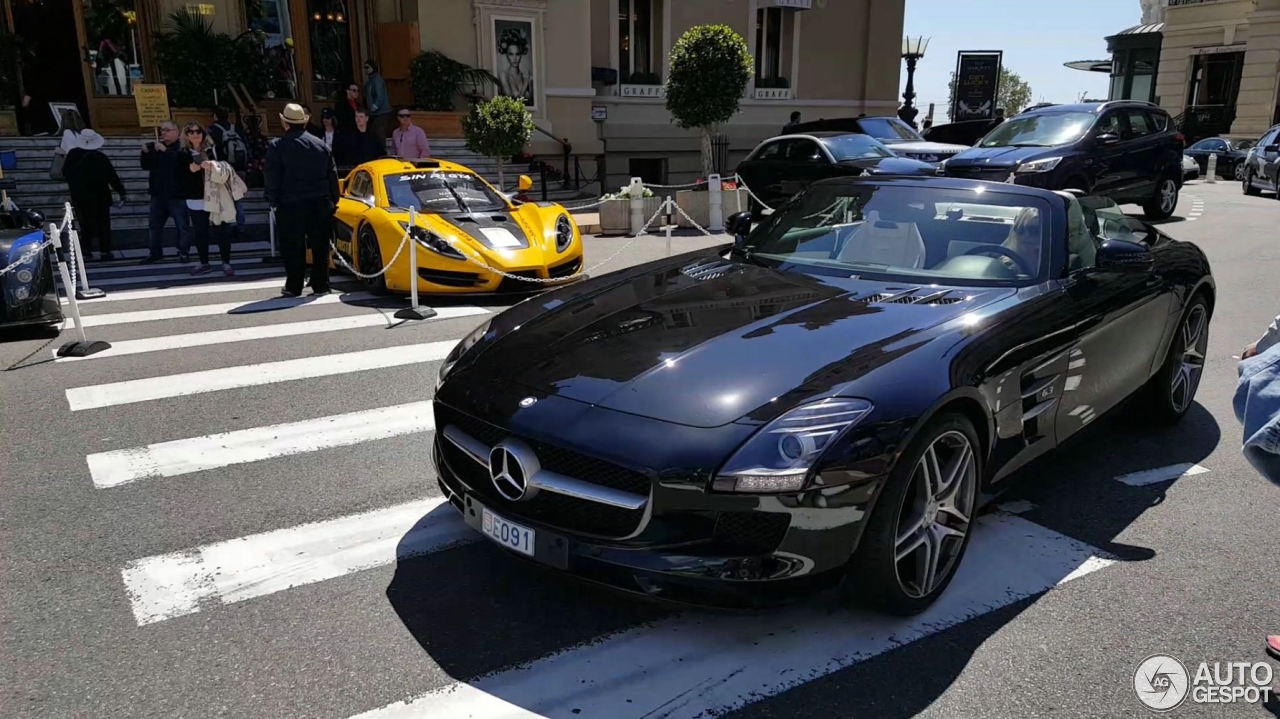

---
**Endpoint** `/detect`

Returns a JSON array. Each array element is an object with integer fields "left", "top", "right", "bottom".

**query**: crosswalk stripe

[
  {"left": 1115, "top": 462, "right": 1209, "bottom": 486},
  {"left": 87, "top": 400, "right": 436, "bottom": 488},
  {"left": 54, "top": 306, "right": 489, "bottom": 362},
  {"left": 348, "top": 513, "right": 1115, "bottom": 719},
  {"left": 121, "top": 497, "right": 474, "bottom": 626},
  {"left": 66, "top": 340, "right": 457, "bottom": 410},
  {"left": 67, "top": 278, "right": 288, "bottom": 303},
  {"left": 79, "top": 291, "right": 383, "bottom": 327},
  {"left": 83, "top": 256, "right": 269, "bottom": 276},
  {"left": 61, "top": 266, "right": 282, "bottom": 288}
]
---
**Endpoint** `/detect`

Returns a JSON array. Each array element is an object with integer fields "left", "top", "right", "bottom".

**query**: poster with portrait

[{"left": 493, "top": 18, "right": 535, "bottom": 108}]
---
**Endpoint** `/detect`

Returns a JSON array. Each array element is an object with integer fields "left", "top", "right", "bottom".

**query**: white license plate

[{"left": 481, "top": 508, "right": 535, "bottom": 556}]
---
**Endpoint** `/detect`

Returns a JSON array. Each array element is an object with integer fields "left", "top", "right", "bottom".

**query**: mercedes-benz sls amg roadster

[{"left": 431, "top": 176, "right": 1214, "bottom": 616}]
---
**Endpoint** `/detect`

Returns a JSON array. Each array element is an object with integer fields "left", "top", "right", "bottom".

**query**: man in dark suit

[{"left": 264, "top": 103, "right": 340, "bottom": 297}]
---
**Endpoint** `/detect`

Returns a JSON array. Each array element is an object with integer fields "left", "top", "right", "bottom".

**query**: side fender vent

[{"left": 681, "top": 259, "right": 740, "bottom": 281}]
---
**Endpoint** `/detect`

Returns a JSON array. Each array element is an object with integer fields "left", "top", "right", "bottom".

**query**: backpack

[{"left": 220, "top": 123, "right": 249, "bottom": 169}]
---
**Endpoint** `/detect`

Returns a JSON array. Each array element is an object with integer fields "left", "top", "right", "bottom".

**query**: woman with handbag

[{"left": 179, "top": 122, "right": 242, "bottom": 276}]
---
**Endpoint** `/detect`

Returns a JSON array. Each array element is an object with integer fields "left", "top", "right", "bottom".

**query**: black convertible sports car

[{"left": 431, "top": 176, "right": 1214, "bottom": 615}]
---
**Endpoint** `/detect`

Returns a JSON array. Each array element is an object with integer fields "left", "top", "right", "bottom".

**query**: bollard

[
  {"left": 394, "top": 207, "right": 438, "bottom": 321},
  {"left": 49, "top": 221, "right": 110, "bottom": 357},
  {"left": 664, "top": 196, "right": 674, "bottom": 257},
  {"left": 262, "top": 207, "right": 282, "bottom": 263},
  {"left": 69, "top": 221, "right": 105, "bottom": 300},
  {"left": 628, "top": 176, "right": 645, "bottom": 236},
  {"left": 1206, "top": 153, "right": 1218, "bottom": 183},
  {"left": 708, "top": 173, "right": 724, "bottom": 232}
]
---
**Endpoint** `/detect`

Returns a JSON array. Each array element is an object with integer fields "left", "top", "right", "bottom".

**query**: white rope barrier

[{"left": 44, "top": 203, "right": 111, "bottom": 357}]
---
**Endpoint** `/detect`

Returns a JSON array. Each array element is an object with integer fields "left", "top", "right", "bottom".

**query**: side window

[
  {"left": 1260, "top": 129, "right": 1279, "bottom": 148},
  {"left": 754, "top": 141, "right": 785, "bottom": 161},
  {"left": 1126, "top": 110, "right": 1153, "bottom": 138},
  {"left": 1149, "top": 111, "right": 1170, "bottom": 132},
  {"left": 786, "top": 139, "right": 826, "bottom": 164},
  {"left": 348, "top": 171, "right": 373, "bottom": 199},
  {"left": 1097, "top": 111, "right": 1127, "bottom": 138}
]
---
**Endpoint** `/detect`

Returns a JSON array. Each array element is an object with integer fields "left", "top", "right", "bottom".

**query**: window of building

[
  {"left": 244, "top": 0, "right": 299, "bottom": 99},
  {"left": 1187, "top": 51, "right": 1245, "bottom": 108},
  {"left": 81, "top": 0, "right": 143, "bottom": 97},
  {"left": 619, "top": 0, "right": 659, "bottom": 83},
  {"left": 629, "top": 157, "right": 666, "bottom": 186},
  {"left": 754, "top": 7, "right": 794, "bottom": 83},
  {"left": 307, "top": 0, "right": 354, "bottom": 102}
]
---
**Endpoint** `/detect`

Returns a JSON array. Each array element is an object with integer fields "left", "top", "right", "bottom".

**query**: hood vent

[
  {"left": 681, "top": 259, "right": 740, "bottom": 281},
  {"left": 857, "top": 288, "right": 967, "bottom": 306}
]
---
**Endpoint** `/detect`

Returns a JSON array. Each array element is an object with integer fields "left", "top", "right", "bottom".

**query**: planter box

[
  {"left": 619, "top": 84, "right": 664, "bottom": 98},
  {"left": 414, "top": 111, "right": 465, "bottom": 139},
  {"left": 676, "top": 188, "right": 746, "bottom": 229},
  {"left": 599, "top": 196, "right": 663, "bottom": 234},
  {"left": 754, "top": 87, "right": 793, "bottom": 101}
]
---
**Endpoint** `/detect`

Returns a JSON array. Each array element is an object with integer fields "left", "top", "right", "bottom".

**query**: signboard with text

[
  {"left": 951, "top": 51, "right": 1002, "bottom": 122},
  {"left": 133, "top": 84, "right": 171, "bottom": 128}
]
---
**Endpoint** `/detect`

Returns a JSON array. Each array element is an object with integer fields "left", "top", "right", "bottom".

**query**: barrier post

[
  {"left": 628, "top": 177, "right": 644, "bottom": 236},
  {"left": 1206, "top": 154, "right": 1218, "bottom": 183},
  {"left": 69, "top": 219, "right": 105, "bottom": 300},
  {"left": 708, "top": 173, "right": 724, "bottom": 232},
  {"left": 49, "top": 219, "right": 110, "bottom": 357},
  {"left": 664, "top": 196, "right": 673, "bottom": 257},
  {"left": 261, "top": 207, "right": 282, "bottom": 263},
  {"left": 394, "top": 206, "right": 438, "bottom": 321}
]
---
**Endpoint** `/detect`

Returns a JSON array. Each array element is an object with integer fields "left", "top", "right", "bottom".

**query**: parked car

[
  {"left": 1184, "top": 136, "right": 1254, "bottom": 180},
  {"left": 940, "top": 101, "right": 1186, "bottom": 220},
  {"left": 0, "top": 207, "right": 60, "bottom": 331},
  {"left": 922, "top": 118, "right": 1001, "bottom": 147},
  {"left": 1241, "top": 123, "right": 1280, "bottom": 198},
  {"left": 1182, "top": 155, "right": 1200, "bottom": 182},
  {"left": 788, "top": 116, "right": 969, "bottom": 163},
  {"left": 734, "top": 132, "right": 937, "bottom": 209},
  {"left": 431, "top": 176, "right": 1214, "bottom": 616}
]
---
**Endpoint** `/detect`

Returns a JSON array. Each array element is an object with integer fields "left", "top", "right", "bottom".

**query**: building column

[{"left": 1231, "top": 2, "right": 1280, "bottom": 135}]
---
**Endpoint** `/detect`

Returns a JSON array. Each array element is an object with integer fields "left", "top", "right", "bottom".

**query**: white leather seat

[{"left": 836, "top": 210, "right": 927, "bottom": 268}]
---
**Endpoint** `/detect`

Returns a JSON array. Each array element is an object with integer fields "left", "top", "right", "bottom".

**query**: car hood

[
  {"left": 882, "top": 140, "right": 970, "bottom": 155},
  {"left": 842, "top": 157, "right": 939, "bottom": 175},
  {"left": 391, "top": 207, "right": 547, "bottom": 252},
  {"left": 468, "top": 255, "right": 1014, "bottom": 428},
  {"left": 947, "top": 145, "right": 1053, "bottom": 168}
]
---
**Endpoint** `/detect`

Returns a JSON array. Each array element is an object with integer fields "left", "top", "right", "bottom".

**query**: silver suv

[{"left": 1242, "top": 123, "right": 1280, "bottom": 198}]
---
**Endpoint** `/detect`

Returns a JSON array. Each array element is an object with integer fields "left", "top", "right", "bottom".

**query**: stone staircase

[{"left": 0, "top": 136, "right": 597, "bottom": 249}]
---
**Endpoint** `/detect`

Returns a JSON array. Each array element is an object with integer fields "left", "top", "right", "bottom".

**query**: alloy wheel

[
  {"left": 1159, "top": 179, "right": 1178, "bottom": 215},
  {"left": 1170, "top": 303, "right": 1208, "bottom": 414},
  {"left": 1234, "top": 162, "right": 1246, "bottom": 181},
  {"left": 357, "top": 231, "right": 382, "bottom": 288},
  {"left": 893, "top": 430, "right": 976, "bottom": 599}
]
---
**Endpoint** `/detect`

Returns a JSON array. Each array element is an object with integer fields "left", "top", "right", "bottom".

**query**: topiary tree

[
  {"left": 461, "top": 95, "right": 534, "bottom": 188},
  {"left": 665, "top": 24, "right": 753, "bottom": 177}
]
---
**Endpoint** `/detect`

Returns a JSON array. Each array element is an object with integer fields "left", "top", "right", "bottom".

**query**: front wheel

[
  {"left": 844, "top": 412, "right": 980, "bottom": 616},
  {"left": 1142, "top": 173, "right": 1179, "bottom": 220},
  {"left": 1142, "top": 295, "right": 1209, "bottom": 423},
  {"left": 1244, "top": 168, "right": 1262, "bottom": 196},
  {"left": 1234, "top": 162, "right": 1247, "bottom": 181}
]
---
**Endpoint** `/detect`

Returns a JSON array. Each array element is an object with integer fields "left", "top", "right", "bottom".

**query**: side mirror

[
  {"left": 726, "top": 210, "right": 753, "bottom": 240},
  {"left": 1094, "top": 238, "right": 1153, "bottom": 272},
  {"left": 1096, "top": 133, "right": 1121, "bottom": 146},
  {"left": 518, "top": 175, "right": 533, "bottom": 191}
]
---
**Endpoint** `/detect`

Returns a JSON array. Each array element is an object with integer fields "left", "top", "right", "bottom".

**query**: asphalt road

[{"left": 2, "top": 182, "right": 1278, "bottom": 719}]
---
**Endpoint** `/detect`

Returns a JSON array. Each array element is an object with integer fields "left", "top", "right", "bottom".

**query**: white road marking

[
  {"left": 81, "top": 256, "right": 269, "bottom": 276},
  {"left": 61, "top": 266, "right": 282, "bottom": 287},
  {"left": 86, "top": 400, "right": 436, "bottom": 488},
  {"left": 79, "top": 291, "right": 385, "bottom": 327},
  {"left": 1064, "top": 375, "right": 1082, "bottom": 391},
  {"left": 54, "top": 306, "right": 488, "bottom": 362},
  {"left": 64, "top": 278, "right": 288, "bottom": 303},
  {"left": 1115, "top": 462, "right": 1209, "bottom": 487},
  {"left": 1068, "top": 359, "right": 1086, "bottom": 369},
  {"left": 122, "top": 497, "right": 474, "bottom": 625},
  {"left": 996, "top": 500, "right": 1038, "bottom": 514},
  {"left": 66, "top": 340, "right": 458, "bottom": 410},
  {"left": 348, "top": 513, "right": 1115, "bottom": 719}
]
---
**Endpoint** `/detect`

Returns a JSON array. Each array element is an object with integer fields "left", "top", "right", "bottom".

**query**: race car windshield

[
  {"left": 384, "top": 171, "right": 507, "bottom": 213},
  {"left": 737, "top": 183, "right": 1054, "bottom": 287}
]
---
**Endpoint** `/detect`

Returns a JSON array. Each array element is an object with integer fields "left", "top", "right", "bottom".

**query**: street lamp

[{"left": 899, "top": 36, "right": 929, "bottom": 126}]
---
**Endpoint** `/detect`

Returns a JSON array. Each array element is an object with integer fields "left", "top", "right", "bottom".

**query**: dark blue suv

[{"left": 940, "top": 101, "right": 1186, "bottom": 219}]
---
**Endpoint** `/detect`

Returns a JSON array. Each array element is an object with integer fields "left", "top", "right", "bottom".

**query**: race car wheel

[
  {"left": 1142, "top": 172, "right": 1179, "bottom": 220},
  {"left": 356, "top": 225, "right": 389, "bottom": 295},
  {"left": 1244, "top": 168, "right": 1261, "bottom": 196},
  {"left": 1143, "top": 294, "right": 1209, "bottom": 424},
  {"left": 843, "top": 412, "right": 980, "bottom": 616}
]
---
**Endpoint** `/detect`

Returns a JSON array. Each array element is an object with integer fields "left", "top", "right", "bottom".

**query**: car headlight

[
  {"left": 400, "top": 221, "right": 465, "bottom": 260},
  {"left": 437, "top": 317, "right": 493, "bottom": 389},
  {"left": 1015, "top": 157, "right": 1062, "bottom": 174},
  {"left": 711, "top": 398, "right": 873, "bottom": 493},
  {"left": 554, "top": 214, "right": 573, "bottom": 253}
]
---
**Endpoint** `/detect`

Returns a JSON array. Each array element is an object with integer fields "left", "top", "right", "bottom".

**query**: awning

[{"left": 1065, "top": 59, "right": 1113, "bottom": 73}]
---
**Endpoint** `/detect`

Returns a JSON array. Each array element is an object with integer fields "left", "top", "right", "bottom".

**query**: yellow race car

[{"left": 327, "top": 158, "right": 585, "bottom": 295}]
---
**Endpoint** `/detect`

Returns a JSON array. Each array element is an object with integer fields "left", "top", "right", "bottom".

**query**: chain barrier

[
  {"left": 668, "top": 200, "right": 718, "bottom": 237},
  {"left": 732, "top": 174, "right": 775, "bottom": 213},
  {"left": 559, "top": 197, "right": 608, "bottom": 211},
  {"left": 0, "top": 202, "right": 72, "bottom": 278},
  {"left": 329, "top": 230, "right": 411, "bottom": 280}
]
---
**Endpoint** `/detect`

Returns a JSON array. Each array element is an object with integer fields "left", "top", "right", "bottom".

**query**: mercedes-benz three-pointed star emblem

[{"left": 488, "top": 440, "right": 540, "bottom": 502}]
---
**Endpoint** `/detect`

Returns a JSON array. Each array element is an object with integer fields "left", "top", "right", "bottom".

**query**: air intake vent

[
  {"left": 681, "top": 259, "right": 739, "bottom": 281},
  {"left": 856, "top": 289, "right": 967, "bottom": 306}
]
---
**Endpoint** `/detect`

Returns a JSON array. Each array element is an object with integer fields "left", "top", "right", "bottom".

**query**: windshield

[
  {"left": 383, "top": 171, "right": 507, "bottom": 213},
  {"left": 978, "top": 112, "right": 1096, "bottom": 148},
  {"left": 739, "top": 183, "right": 1052, "bottom": 286},
  {"left": 823, "top": 134, "right": 895, "bottom": 161},
  {"left": 859, "top": 117, "right": 923, "bottom": 143}
]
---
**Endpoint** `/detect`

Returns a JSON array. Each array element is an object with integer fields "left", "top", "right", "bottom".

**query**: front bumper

[
  {"left": 416, "top": 252, "right": 585, "bottom": 295},
  {"left": 430, "top": 401, "right": 881, "bottom": 609}
]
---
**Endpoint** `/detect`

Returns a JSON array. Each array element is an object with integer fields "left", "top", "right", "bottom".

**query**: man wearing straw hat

[{"left": 264, "top": 102, "right": 340, "bottom": 297}]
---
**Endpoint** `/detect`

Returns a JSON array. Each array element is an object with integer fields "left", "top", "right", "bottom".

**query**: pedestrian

[
  {"left": 302, "top": 104, "right": 324, "bottom": 137},
  {"left": 140, "top": 120, "right": 190, "bottom": 264},
  {"left": 392, "top": 106, "right": 431, "bottom": 160},
  {"left": 317, "top": 108, "right": 338, "bottom": 151},
  {"left": 363, "top": 60, "right": 392, "bottom": 138},
  {"left": 334, "top": 83, "right": 360, "bottom": 133},
  {"left": 1235, "top": 321, "right": 1280, "bottom": 660},
  {"left": 264, "top": 103, "right": 340, "bottom": 297},
  {"left": 782, "top": 111, "right": 801, "bottom": 134},
  {"left": 207, "top": 106, "right": 251, "bottom": 242},
  {"left": 61, "top": 128, "right": 126, "bottom": 261},
  {"left": 180, "top": 122, "right": 242, "bottom": 277},
  {"left": 335, "top": 107, "right": 386, "bottom": 171}
]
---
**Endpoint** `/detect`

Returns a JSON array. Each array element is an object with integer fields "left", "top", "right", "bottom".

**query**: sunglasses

[
  {"left": 185, "top": 129, "right": 204, "bottom": 135},
  {"left": 398, "top": 114, "right": 411, "bottom": 118}
]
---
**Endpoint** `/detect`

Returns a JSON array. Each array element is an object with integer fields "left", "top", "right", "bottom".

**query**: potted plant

[
  {"left": 410, "top": 50, "right": 498, "bottom": 138},
  {"left": 598, "top": 186, "right": 662, "bottom": 235},
  {"left": 676, "top": 177, "right": 746, "bottom": 229},
  {"left": 152, "top": 10, "right": 277, "bottom": 128},
  {"left": 666, "top": 25, "right": 752, "bottom": 179},
  {"left": 462, "top": 95, "right": 533, "bottom": 188}
]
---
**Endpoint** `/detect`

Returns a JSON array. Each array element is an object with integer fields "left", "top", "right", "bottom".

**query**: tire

[
  {"left": 1244, "top": 168, "right": 1262, "bottom": 196},
  {"left": 844, "top": 412, "right": 981, "bottom": 616},
  {"left": 1142, "top": 172, "right": 1179, "bottom": 220},
  {"left": 1142, "top": 294, "right": 1209, "bottom": 424},
  {"left": 1234, "top": 162, "right": 1246, "bottom": 181},
  {"left": 356, "top": 225, "right": 389, "bottom": 295}
]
